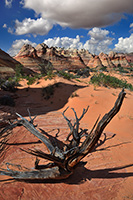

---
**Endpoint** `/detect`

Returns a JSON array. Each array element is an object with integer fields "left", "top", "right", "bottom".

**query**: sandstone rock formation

[
  {"left": 67, "top": 49, "right": 86, "bottom": 69},
  {"left": 14, "top": 44, "right": 87, "bottom": 71},
  {"left": 14, "top": 44, "right": 131, "bottom": 73},
  {"left": 14, "top": 44, "right": 49, "bottom": 73},
  {"left": 15, "top": 44, "right": 37, "bottom": 58},
  {"left": 99, "top": 52, "right": 115, "bottom": 68},
  {"left": 87, "top": 51, "right": 131, "bottom": 70},
  {"left": 35, "top": 44, "right": 86, "bottom": 70},
  {"left": 78, "top": 49, "right": 93, "bottom": 65},
  {"left": 108, "top": 51, "right": 130, "bottom": 67},
  {"left": 35, "top": 43, "right": 47, "bottom": 57},
  {"left": 0, "top": 49, "right": 21, "bottom": 77},
  {"left": 125, "top": 52, "right": 133, "bottom": 64},
  {"left": 87, "top": 55, "right": 103, "bottom": 69}
]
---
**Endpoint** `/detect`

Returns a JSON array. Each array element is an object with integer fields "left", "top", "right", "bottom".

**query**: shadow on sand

[
  {"left": 0, "top": 82, "right": 86, "bottom": 117},
  {"left": 1, "top": 163, "right": 132, "bottom": 184}
]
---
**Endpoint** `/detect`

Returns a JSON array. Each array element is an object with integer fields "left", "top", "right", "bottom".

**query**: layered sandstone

[
  {"left": 78, "top": 49, "right": 93, "bottom": 65},
  {"left": 99, "top": 52, "right": 115, "bottom": 68},
  {"left": 126, "top": 52, "right": 133, "bottom": 63},
  {"left": 108, "top": 51, "right": 130, "bottom": 67},
  {"left": 87, "top": 55, "right": 103, "bottom": 68},
  {"left": 14, "top": 44, "right": 49, "bottom": 73},
  {"left": 13, "top": 44, "right": 131, "bottom": 73},
  {"left": 14, "top": 44, "right": 87, "bottom": 71},
  {"left": 0, "top": 48, "right": 21, "bottom": 77}
]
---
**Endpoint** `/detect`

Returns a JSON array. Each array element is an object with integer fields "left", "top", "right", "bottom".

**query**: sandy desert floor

[{"left": 0, "top": 76, "right": 133, "bottom": 200}]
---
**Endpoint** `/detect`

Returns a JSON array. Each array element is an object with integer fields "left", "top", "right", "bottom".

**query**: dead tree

[{"left": 0, "top": 89, "right": 126, "bottom": 180}]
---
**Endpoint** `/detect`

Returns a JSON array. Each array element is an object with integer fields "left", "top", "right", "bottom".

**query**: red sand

[{"left": 0, "top": 76, "right": 133, "bottom": 200}]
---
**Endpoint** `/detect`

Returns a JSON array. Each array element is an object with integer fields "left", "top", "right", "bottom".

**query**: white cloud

[
  {"left": 5, "top": 0, "right": 13, "bottom": 8},
  {"left": 130, "top": 23, "right": 133, "bottom": 28},
  {"left": 44, "top": 35, "right": 83, "bottom": 49},
  {"left": 84, "top": 27, "right": 113, "bottom": 54},
  {"left": 8, "top": 27, "right": 13, "bottom": 34},
  {"left": 88, "top": 28, "right": 109, "bottom": 40},
  {"left": 114, "top": 34, "right": 133, "bottom": 53},
  {"left": 44, "top": 28, "right": 113, "bottom": 54},
  {"left": 21, "top": 0, "right": 133, "bottom": 28},
  {"left": 8, "top": 39, "right": 37, "bottom": 56},
  {"left": 3, "top": 24, "right": 7, "bottom": 28},
  {"left": 14, "top": 17, "right": 53, "bottom": 36},
  {"left": 130, "top": 23, "right": 133, "bottom": 33}
]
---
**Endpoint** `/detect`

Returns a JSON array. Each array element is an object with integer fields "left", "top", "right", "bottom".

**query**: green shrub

[
  {"left": 26, "top": 76, "right": 36, "bottom": 86},
  {"left": 39, "top": 62, "right": 54, "bottom": 76},
  {"left": 57, "top": 70, "right": 76, "bottom": 80},
  {"left": 76, "top": 67, "right": 90, "bottom": 77},
  {"left": 39, "top": 62, "right": 55, "bottom": 80},
  {"left": 90, "top": 67, "right": 98, "bottom": 72},
  {"left": 126, "top": 66, "right": 133, "bottom": 72},
  {"left": 46, "top": 70, "right": 55, "bottom": 80},
  {"left": 45, "top": 62, "right": 53, "bottom": 73},
  {"left": 42, "top": 85, "right": 55, "bottom": 100},
  {"left": 15, "top": 64, "right": 24, "bottom": 78},
  {"left": 115, "top": 64, "right": 129, "bottom": 74},
  {"left": 90, "top": 73, "right": 133, "bottom": 91},
  {"left": 99, "top": 66, "right": 108, "bottom": 72}
]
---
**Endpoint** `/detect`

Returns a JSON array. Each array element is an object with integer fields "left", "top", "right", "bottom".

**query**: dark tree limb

[
  {"left": 16, "top": 113, "right": 64, "bottom": 159},
  {"left": 67, "top": 89, "right": 126, "bottom": 170}
]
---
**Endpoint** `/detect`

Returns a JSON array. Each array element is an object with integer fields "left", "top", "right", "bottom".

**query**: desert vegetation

[
  {"left": 1, "top": 63, "right": 132, "bottom": 93},
  {"left": 114, "top": 64, "right": 133, "bottom": 74},
  {"left": 90, "top": 73, "right": 133, "bottom": 91}
]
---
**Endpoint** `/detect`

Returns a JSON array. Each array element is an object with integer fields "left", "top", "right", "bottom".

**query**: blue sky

[{"left": 0, "top": 0, "right": 133, "bottom": 56}]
